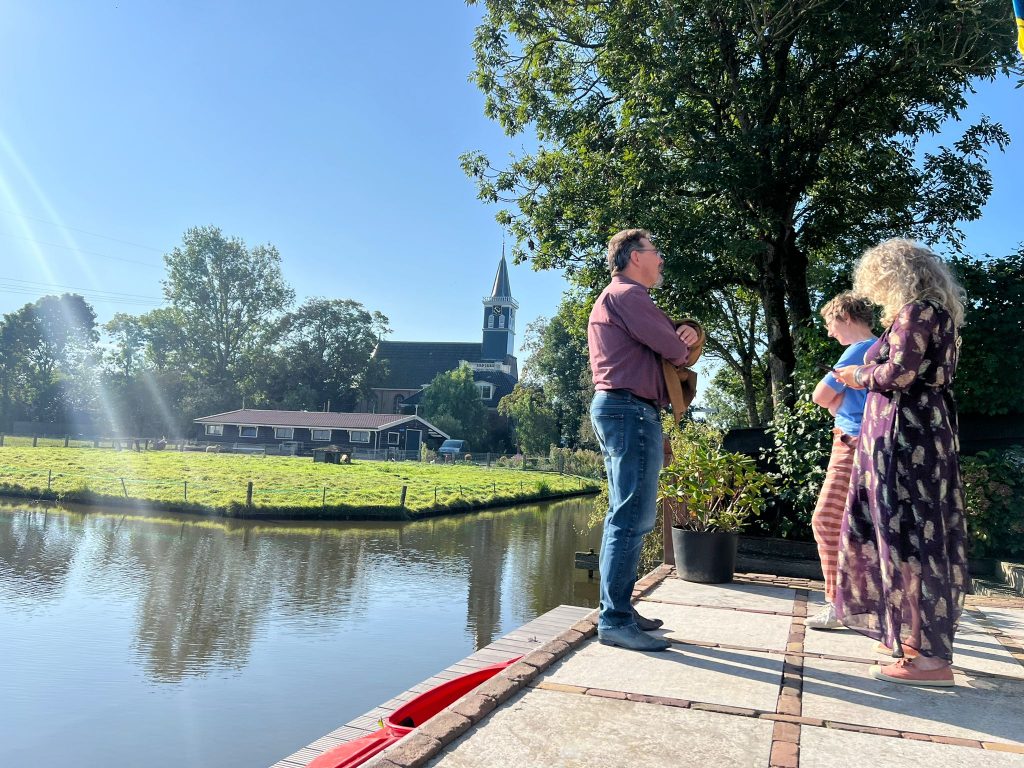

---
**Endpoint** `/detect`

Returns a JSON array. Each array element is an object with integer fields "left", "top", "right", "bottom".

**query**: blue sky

[{"left": 1, "top": 2, "right": 1021, "bottom": 360}]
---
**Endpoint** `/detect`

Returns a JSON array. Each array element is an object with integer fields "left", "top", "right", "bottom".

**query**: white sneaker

[{"left": 804, "top": 603, "right": 843, "bottom": 630}]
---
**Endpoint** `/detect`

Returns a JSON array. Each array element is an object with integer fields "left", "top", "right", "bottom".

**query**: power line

[
  {"left": 0, "top": 278, "right": 164, "bottom": 308},
  {"left": 0, "top": 207, "right": 165, "bottom": 253},
  {"left": 0, "top": 230, "right": 163, "bottom": 268},
  {"left": 0, "top": 277, "right": 163, "bottom": 301}
]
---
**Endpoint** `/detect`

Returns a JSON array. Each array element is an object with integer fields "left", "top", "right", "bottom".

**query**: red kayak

[{"left": 306, "top": 656, "right": 522, "bottom": 768}]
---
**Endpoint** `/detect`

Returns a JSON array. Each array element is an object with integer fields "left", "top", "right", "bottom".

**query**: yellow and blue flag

[{"left": 1015, "top": 0, "right": 1024, "bottom": 58}]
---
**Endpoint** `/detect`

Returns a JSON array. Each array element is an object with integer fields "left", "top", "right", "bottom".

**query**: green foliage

[
  {"left": 962, "top": 447, "right": 1024, "bottom": 558},
  {"left": 660, "top": 422, "right": 774, "bottom": 533},
  {"left": 548, "top": 445, "right": 604, "bottom": 479},
  {"left": 760, "top": 389, "right": 833, "bottom": 539},
  {"left": 421, "top": 364, "right": 488, "bottom": 446},
  {"left": 519, "top": 294, "right": 593, "bottom": 448},
  {"left": 498, "top": 383, "right": 559, "bottom": 454},
  {"left": 951, "top": 250, "right": 1024, "bottom": 415},
  {"left": 262, "top": 298, "right": 390, "bottom": 412},
  {"left": 704, "top": 364, "right": 772, "bottom": 431},
  {"left": 0, "top": 294, "right": 98, "bottom": 430},
  {"left": 466, "top": 0, "right": 1019, "bottom": 412}
]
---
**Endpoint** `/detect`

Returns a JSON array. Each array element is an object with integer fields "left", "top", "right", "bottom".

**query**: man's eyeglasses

[{"left": 633, "top": 247, "right": 663, "bottom": 258}]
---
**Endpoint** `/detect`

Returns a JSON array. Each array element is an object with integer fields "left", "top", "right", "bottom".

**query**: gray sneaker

[
  {"left": 598, "top": 624, "right": 671, "bottom": 652},
  {"left": 804, "top": 602, "right": 843, "bottom": 630}
]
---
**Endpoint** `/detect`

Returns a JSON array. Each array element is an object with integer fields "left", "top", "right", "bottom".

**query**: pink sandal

[{"left": 869, "top": 658, "right": 953, "bottom": 687}]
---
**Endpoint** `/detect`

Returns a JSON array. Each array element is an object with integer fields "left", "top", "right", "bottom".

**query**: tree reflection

[{"left": 0, "top": 498, "right": 600, "bottom": 682}]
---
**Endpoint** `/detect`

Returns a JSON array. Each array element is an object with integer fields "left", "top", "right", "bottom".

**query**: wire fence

[{"left": 0, "top": 461, "right": 599, "bottom": 514}]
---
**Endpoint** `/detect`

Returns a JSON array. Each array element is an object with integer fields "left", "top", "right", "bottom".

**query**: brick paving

[{"left": 299, "top": 567, "right": 1024, "bottom": 768}]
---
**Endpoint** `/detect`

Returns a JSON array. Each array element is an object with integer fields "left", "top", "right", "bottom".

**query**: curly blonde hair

[{"left": 852, "top": 239, "right": 965, "bottom": 327}]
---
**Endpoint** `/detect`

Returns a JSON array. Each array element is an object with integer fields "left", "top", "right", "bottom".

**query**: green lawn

[{"left": 0, "top": 446, "right": 598, "bottom": 519}]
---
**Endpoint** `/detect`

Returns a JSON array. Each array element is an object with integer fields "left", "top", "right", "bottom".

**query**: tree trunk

[
  {"left": 779, "top": 226, "right": 813, "bottom": 331},
  {"left": 756, "top": 242, "right": 797, "bottom": 412}
]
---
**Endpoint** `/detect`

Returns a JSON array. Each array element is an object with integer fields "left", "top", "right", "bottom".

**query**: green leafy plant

[
  {"left": 760, "top": 388, "right": 832, "bottom": 538},
  {"left": 660, "top": 434, "right": 774, "bottom": 533},
  {"left": 962, "top": 447, "right": 1024, "bottom": 558}
]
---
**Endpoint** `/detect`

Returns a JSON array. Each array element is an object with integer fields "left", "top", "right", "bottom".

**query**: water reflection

[{"left": 0, "top": 498, "right": 600, "bottom": 768}]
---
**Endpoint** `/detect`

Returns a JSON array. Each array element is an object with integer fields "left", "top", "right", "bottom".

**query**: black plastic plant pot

[{"left": 671, "top": 528, "right": 739, "bottom": 583}]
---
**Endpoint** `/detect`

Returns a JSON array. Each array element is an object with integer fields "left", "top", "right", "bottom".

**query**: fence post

[
  {"left": 64, "top": 436, "right": 69, "bottom": 448},
  {"left": 0, "top": 434, "right": 4, "bottom": 446},
  {"left": 33, "top": 436, "right": 38, "bottom": 447},
  {"left": 434, "top": 487, "right": 437, "bottom": 503},
  {"left": 246, "top": 481, "right": 253, "bottom": 508},
  {"left": 184, "top": 481, "right": 188, "bottom": 501},
  {"left": 120, "top": 478, "right": 128, "bottom": 497},
  {"left": 400, "top": 485, "right": 407, "bottom": 508},
  {"left": 47, "top": 469, "right": 52, "bottom": 491},
  {"left": 322, "top": 486, "right": 327, "bottom": 508}
]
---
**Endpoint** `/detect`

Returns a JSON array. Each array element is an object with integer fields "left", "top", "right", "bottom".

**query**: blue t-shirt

[{"left": 823, "top": 337, "right": 876, "bottom": 437}]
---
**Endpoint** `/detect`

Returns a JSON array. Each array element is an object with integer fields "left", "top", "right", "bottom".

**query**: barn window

[
  {"left": 387, "top": 432, "right": 400, "bottom": 445},
  {"left": 205, "top": 424, "right": 223, "bottom": 436},
  {"left": 239, "top": 425, "right": 258, "bottom": 438},
  {"left": 274, "top": 427, "right": 294, "bottom": 439},
  {"left": 311, "top": 429, "right": 331, "bottom": 441},
  {"left": 350, "top": 430, "right": 371, "bottom": 443}
]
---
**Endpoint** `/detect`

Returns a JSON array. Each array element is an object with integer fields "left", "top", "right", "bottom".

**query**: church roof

[{"left": 372, "top": 341, "right": 483, "bottom": 389}]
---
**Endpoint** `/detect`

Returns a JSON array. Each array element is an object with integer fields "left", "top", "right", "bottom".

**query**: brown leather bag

[{"left": 662, "top": 318, "right": 705, "bottom": 425}]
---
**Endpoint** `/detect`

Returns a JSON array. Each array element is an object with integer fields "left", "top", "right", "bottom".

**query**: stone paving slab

[
  {"left": 801, "top": 655, "right": 1024, "bottom": 745},
  {"left": 641, "top": 599, "right": 795, "bottom": 651},
  {"left": 801, "top": 724, "right": 1024, "bottom": 767},
  {"left": 541, "top": 636, "right": 784, "bottom": 712},
  {"left": 427, "top": 688, "right": 774, "bottom": 768},
  {"left": 801, "top": 603, "right": 1024, "bottom": 679},
  {"left": 645, "top": 577, "right": 797, "bottom": 612},
  {"left": 976, "top": 607, "right": 1024, "bottom": 644},
  {"left": 347, "top": 571, "right": 1024, "bottom": 768}
]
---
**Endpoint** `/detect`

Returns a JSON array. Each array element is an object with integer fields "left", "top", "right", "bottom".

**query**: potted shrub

[{"left": 660, "top": 438, "right": 773, "bottom": 583}]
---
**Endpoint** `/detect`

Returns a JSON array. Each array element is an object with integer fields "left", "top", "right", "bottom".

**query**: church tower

[{"left": 481, "top": 249, "right": 518, "bottom": 362}]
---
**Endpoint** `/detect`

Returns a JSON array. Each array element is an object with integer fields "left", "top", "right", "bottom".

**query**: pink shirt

[{"left": 588, "top": 276, "right": 690, "bottom": 407}]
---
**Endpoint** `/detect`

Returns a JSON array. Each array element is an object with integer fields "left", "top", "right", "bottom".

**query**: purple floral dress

[{"left": 834, "top": 300, "right": 968, "bottom": 662}]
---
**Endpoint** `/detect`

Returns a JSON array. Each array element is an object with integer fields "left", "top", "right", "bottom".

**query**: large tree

[
  {"left": 421, "top": 364, "right": 488, "bottom": 446},
  {"left": 465, "top": 0, "right": 1020, "bottom": 409},
  {"left": 498, "top": 383, "right": 559, "bottom": 453},
  {"left": 0, "top": 294, "right": 98, "bottom": 427},
  {"left": 162, "top": 225, "right": 294, "bottom": 399},
  {"left": 262, "top": 298, "right": 391, "bottom": 411},
  {"left": 519, "top": 295, "right": 592, "bottom": 446}
]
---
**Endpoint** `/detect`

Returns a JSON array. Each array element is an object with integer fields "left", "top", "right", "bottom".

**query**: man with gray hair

[{"left": 588, "top": 228, "right": 697, "bottom": 652}]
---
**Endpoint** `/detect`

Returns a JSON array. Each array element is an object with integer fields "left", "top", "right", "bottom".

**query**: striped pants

[{"left": 812, "top": 428, "right": 857, "bottom": 603}]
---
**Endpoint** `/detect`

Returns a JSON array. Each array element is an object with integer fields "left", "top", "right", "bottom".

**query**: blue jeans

[{"left": 590, "top": 390, "right": 663, "bottom": 631}]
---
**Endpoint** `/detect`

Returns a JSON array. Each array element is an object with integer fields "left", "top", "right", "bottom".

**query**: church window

[
  {"left": 498, "top": 314, "right": 506, "bottom": 328},
  {"left": 487, "top": 315, "right": 495, "bottom": 328}
]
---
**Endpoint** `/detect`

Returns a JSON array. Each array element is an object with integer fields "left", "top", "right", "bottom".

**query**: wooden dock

[{"left": 270, "top": 604, "right": 595, "bottom": 768}]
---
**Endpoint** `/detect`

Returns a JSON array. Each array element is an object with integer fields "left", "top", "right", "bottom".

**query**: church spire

[{"left": 490, "top": 244, "right": 512, "bottom": 299}]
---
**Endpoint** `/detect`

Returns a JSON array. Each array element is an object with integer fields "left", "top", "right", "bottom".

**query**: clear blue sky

[{"left": 1, "top": 2, "right": 1021, "bottom": 359}]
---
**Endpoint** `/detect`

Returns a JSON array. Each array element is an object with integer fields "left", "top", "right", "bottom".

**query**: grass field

[{"left": 0, "top": 446, "right": 599, "bottom": 519}]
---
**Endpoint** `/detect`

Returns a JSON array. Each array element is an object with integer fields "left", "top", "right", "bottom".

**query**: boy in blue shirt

[{"left": 805, "top": 292, "right": 876, "bottom": 630}]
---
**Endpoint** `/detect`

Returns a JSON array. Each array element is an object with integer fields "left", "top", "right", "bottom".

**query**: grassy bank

[{"left": 0, "top": 446, "right": 599, "bottom": 519}]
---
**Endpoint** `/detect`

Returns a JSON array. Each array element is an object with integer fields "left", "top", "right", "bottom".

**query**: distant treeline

[{"left": 0, "top": 225, "right": 390, "bottom": 437}]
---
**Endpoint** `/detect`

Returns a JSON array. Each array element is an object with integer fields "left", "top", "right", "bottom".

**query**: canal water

[{"left": 0, "top": 497, "right": 601, "bottom": 768}]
